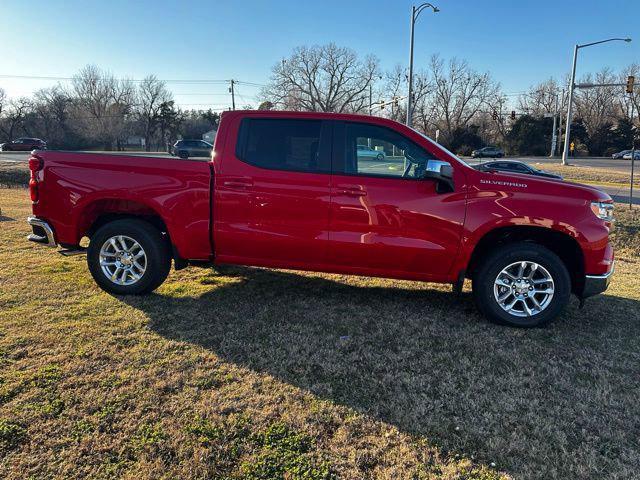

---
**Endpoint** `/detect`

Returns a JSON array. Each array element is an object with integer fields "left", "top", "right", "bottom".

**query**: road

[
  {"left": 2, "top": 150, "right": 637, "bottom": 204},
  {"left": 0, "top": 150, "right": 178, "bottom": 163}
]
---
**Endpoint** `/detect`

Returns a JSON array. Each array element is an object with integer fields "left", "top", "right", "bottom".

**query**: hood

[{"left": 471, "top": 169, "right": 611, "bottom": 202}]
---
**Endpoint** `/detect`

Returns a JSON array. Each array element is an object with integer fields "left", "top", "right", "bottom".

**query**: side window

[
  {"left": 236, "top": 118, "right": 324, "bottom": 172},
  {"left": 343, "top": 122, "right": 435, "bottom": 179}
]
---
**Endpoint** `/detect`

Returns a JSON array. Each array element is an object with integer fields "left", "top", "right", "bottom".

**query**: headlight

[{"left": 590, "top": 201, "right": 614, "bottom": 222}]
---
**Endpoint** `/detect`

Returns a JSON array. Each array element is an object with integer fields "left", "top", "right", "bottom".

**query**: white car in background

[
  {"left": 357, "top": 144, "right": 386, "bottom": 161},
  {"left": 622, "top": 150, "right": 640, "bottom": 159}
]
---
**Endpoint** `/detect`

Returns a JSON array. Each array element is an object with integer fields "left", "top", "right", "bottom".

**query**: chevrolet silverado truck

[{"left": 26, "top": 111, "right": 614, "bottom": 327}]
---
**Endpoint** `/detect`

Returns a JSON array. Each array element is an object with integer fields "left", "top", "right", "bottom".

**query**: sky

[{"left": 1, "top": 0, "right": 639, "bottom": 111}]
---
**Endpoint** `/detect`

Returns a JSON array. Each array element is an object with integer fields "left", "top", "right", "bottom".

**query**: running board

[{"left": 59, "top": 248, "right": 87, "bottom": 257}]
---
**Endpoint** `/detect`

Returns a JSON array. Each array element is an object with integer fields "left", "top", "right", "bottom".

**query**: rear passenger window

[{"left": 236, "top": 119, "right": 324, "bottom": 172}]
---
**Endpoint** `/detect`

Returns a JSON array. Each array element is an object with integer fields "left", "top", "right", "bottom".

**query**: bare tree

[
  {"left": 0, "top": 88, "right": 6, "bottom": 118},
  {"left": 616, "top": 63, "right": 640, "bottom": 123},
  {"left": 136, "top": 75, "right": 173, "bottom": 151},
  {"left": 30, "top": 86, "right": 72, "bottom": 147},
  {"left": 71, "top": 65, "right": 135, "bottom": 150},
  {"left": 263, "top": 43, "right": 380, "bottom": 113},
  {"left": 574, "top": 68, "right": 618, "bottom": 136},
  {"left": 428, "top": 55, "right": 501, "bottom": 143},
  {"left": 0, "top": 97, "right": 32, "bottom": 140},
  {"left": 381, "top": 65, "right": 434, "bottom": 128},
  {"left": 518, "top": 78, "right": 562, "bottom": 116}
]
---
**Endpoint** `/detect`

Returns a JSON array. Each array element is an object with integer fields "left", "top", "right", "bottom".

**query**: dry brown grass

[
  {"left": 0, "top": 162, "right": 29, "bottom": 189},
  {"left": 531, "top": 163, "right": 633, "bottom": 185},
  {"left": 1, "top": 187, "right": 639, "bottom": 479}
]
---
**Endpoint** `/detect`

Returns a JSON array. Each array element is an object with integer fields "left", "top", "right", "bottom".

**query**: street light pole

[
  {"left": 561, "top": 45, "right": 578, "bottom": 165},
  {"left": 561, "top": 37, "right": 632, "bottom": 165},
  {"left": 406, "top": 3, "right": 439, "bottom": 128},
  {"left": 407, "top": 6, "right": 416, "bottom": 127}
]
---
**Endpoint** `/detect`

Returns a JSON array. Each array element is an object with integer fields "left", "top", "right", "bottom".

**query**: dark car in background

[
  {"left": 474, "top": 160, "right": 563, "bottom": 180},
  {"left": 0, "top": 138, "right": 47, "bottom": 151},
  {"left": 171, "top": 139, "right": 213, "bottom": 159},
  {"left": 471, "top": 146, "right": 504, "bottom": 158}
]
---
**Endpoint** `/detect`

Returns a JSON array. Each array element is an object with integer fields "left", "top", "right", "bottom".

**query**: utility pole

[
  {"left": 630, "top": 98, "right": 635, "bottom": 209},
  {"left": 628, "top": 75, "right": 636, "bottom": 209},
  {"left": 369, "top": 83, "right": 373, "bottom": 115},
  {"left": 406, "top": 3, "right": 439, "bottom": 128},
  {"left": 229, "top": 79, "right": 236, "bottom": 110},
  {"left": 550, "top": 92, "right": 559, "bottom": 157}
]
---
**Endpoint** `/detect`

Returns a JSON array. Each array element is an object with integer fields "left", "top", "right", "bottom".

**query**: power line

[{"left": 0, "top": 74, "right": 265, "bottom": 85}]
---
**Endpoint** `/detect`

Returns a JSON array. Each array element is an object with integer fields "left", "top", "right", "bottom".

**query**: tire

[
  {"left": 87, "top": 219, "right": 171, "bottom": 295},
  {"left": 472, "top": 242, "right": 571, "bottom": 327},
  {"left": 376, "top": 153, "right": 384, "bottom": 161},
  {"left": 178, "top": 150, "right": 189, "bottom": 159}
]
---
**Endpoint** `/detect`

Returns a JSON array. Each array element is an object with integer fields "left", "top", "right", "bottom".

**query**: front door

[
  {"left": 328, "top": 121, "right": 467, "bottom": 280},
  {"left": 214, "top": 116, "right": 332, "bottom": 268}
]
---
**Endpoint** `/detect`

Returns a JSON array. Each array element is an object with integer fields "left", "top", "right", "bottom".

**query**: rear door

[
  {"left": 214, "top": 115, "right": 332, "bottom": 268},
  {"left": 327, "top": 120, "right": 466, "bottom": 280}
]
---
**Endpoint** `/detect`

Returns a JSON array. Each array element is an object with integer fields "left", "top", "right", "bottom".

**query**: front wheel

[
  {"left": 87, "top": 219, "right": 171, "bottom": 295},
  {"left": 472, "top": 242, "right": 571, "bottom": 327}
]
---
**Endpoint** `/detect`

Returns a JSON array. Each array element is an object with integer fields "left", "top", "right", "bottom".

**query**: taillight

[
  {"left": 28, "top": 154, "right": 44, "bottom": 203},
  {"left": 29, "top": 156, "right": 43, "bottom": 172}
]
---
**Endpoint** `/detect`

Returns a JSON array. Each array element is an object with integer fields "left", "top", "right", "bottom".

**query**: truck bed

[{"left": 31, "top": 151, "right": 212, "bottom": 260}]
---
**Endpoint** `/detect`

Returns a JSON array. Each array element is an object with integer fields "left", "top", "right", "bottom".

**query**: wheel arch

[
  {"left": 466, "top": 225, "right": 585, "bottom": 294},
  {"left": 75, "top": 198, "right": 187, "bottom": 269}
]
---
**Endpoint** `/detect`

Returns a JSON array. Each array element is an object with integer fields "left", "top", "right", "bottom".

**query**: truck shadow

[{"left": 123, "top": 265, "right": 640, "bottom": 477}]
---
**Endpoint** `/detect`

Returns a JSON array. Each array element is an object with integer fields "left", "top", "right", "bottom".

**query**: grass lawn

[
  {"left": 528, "top": 163, "right": 633, "bottom": 186},
  {"left": 1, "top": 184, "right": 640, "bottom": 478}
]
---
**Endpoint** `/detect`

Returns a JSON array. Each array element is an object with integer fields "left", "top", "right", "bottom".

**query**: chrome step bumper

[{"left": 27, "top": 216, "right": 57, "bottom": 247}]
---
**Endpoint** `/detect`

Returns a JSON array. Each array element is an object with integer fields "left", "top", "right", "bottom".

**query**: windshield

[{"left": 412, "top": 128, "right": 467, "bottom": 166}]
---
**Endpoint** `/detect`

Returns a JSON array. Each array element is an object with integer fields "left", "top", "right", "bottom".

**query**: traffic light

[
  {"left": 626, "top": 75, "right": 635, "bottom": 94},
  {"left": 511, "top": 111, "right": 516, "bottom": 120}
]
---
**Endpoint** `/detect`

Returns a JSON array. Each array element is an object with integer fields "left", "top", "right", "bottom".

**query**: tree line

[
  {"left": 0, "top": 65, "right": 219, "bottom": 151},
  {"left": 1, "top": 46, "right": 638, "bottom": 156},
  {"left": 261, "top": 43, "right": 639, "bottom": 156}
]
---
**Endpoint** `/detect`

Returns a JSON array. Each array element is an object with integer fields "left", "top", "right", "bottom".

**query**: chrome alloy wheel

[
  {"left": 493, "top": 261, "right": 554, "bottom": 317},
  {"left": 99, "top": 235, "right": 147, "bottom": 286}
]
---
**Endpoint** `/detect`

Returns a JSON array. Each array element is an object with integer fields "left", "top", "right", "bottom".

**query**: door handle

[
  {"left": 223, "top": 177, "right": 253, "bottom": 189},
  {"left": 336, "top": 187, "right": 367, "bottom": 197}
]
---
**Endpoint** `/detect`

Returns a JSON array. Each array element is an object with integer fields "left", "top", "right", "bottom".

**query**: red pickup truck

[{"left": 26, "top": 111, "right": 614, "bottom": 327}]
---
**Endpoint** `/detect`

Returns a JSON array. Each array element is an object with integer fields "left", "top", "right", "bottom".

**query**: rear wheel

[
  {"left": 87, "top": 219, "right": 171, "bottom": 295},
  {"left": 472, "top": 242, "right": 571, "bottom": 327}
]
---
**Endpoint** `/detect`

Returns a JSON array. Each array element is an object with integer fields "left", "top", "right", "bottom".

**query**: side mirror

[{"left": 422, "top": 160, "right": 454, "bottom": 193}]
